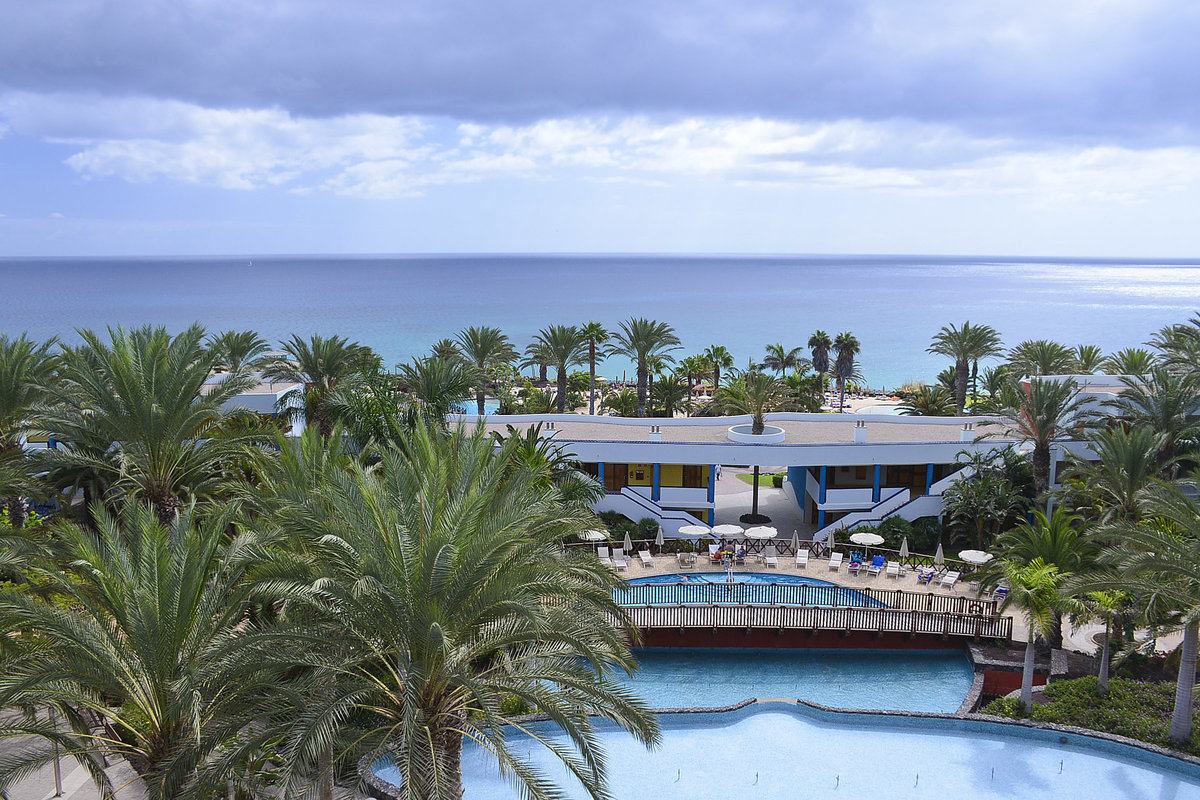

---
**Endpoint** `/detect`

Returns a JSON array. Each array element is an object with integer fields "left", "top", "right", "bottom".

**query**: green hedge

[{"left": 982, "top": 676, "right": 1200, "bottom": 756}]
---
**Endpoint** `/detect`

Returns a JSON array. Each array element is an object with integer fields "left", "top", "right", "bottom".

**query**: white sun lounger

[
  {"left": 827, "top": 552, "right": 843, "bottom": 572},
  {"left": 762, "top": 545, "right": 778, "bottom": 568},
  {"left": 612, "top": 548, "right": 629, "bottom": 571},
  {"left": 939, "top": 570, "right": 961, "bottom": 590},
  {"left": 598, "top": 546, "right": 614, "bottom": 568},
  {"left": 639, "top": 550, "right": 654, "bottom": 568},
  {"left": 885, "top": 562, "right": 901, "bottom": 579},
  {"left": 676, "top": 552, "right": 695, "bottom": 569},
  {"left": 795, "top": 550, "right": 809, "bottom": 569}
]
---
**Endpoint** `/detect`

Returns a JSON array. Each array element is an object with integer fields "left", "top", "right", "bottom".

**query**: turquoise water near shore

[{"left": 3, "top": 253, "right": 1200, "bottom": 388}]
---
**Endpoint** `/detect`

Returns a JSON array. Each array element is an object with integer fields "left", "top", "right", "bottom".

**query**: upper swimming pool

[
  {"left": 616, "top": 572, "right": 879, "bottom": 608},
  {"left": 451, "top": 398, "right": 500, "bottom": 415},
  {"left": 440, "top": 702, "right": 1200, "bottom": 800}
]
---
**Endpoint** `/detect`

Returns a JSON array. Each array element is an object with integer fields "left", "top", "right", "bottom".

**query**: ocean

[{"left": 3, "top": 254, "right": 1200, "bottom": 389}]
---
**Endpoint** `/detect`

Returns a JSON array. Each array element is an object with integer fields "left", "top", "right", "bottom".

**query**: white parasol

[
  {"left": 711, "top": 524, "right": 744, "bottom": 538},
  {"left": 898, "top": 536, "right": 910, "bottom": 559},
  {"left": 958, "top": 550, "right": 993, "bottom": 565},
  {"left": 745, "top": 526, "right": 778, "bottom": 540},
  {"left": 790, "top": 529, "right": 800, "bottom": 555},
  {"left": 623, "top": 531, "right": 633, "bottom": 553},
  {"left": 579, "top": 529, "right": 608, "bottom": 541},
  {"left": 678, "top": 524, "right": 712, "bottom": 536},
  {"left": 849, "top": 532, "right": 885, "bottom": 547},
  {"left": 655, "top": 526, "right": 665, "bottom": 553},
  {"left": 934, "top": 541, "right": 945, "bottom": 566}
]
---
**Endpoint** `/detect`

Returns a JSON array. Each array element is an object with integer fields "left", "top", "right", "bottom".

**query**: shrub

[
  {"left": 499, "top": 695, "right": 532, "bottom": 717},
  {"left": 771, "top": 475, "right": 784, "bottom": 488},
  {"left": 635, "top": 517, "right": 660, "bottom": 539}
]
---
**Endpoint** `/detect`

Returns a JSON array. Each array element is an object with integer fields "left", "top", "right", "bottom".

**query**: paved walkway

[{"left": 711, "top": 468, "right": 812, "bottom": 536}]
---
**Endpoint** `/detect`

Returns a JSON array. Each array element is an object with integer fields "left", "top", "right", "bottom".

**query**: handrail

[
  {"left": 624, "top": 604, "right": 1012, "bottom": 640},
  {"left": 614, "top": 582, "right": 996, "bottom": 616},
  {"left": 614, "top": 487, "right": 706, "bottom": 528}
]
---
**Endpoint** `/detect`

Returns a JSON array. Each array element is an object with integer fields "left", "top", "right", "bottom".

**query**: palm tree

[
  {"left": 711, "top": 373, "right": 792, "bottom": 520},
  {"left": 397, "top": 355, "right": 476, "bottom": 424},
  {"left": 261, "top": 334, "right": 377, "bottom": 437},
  {"left": 984, "top": 377, "right": 1089, "bottom": 498},
  {"left": 610, "top": 319, "right": 681, "bottom": 417},
  {"left": 1073, "top": 344, "right": 1105, "bottom": 374},
  {"left": 267, "top": 425, "right": 659, "bottom": 800},
  {"left": 1102, "top": 347, "right": 1157, "bottom": 377},
  {"left": 1150, "top": 314, "right": 1200, "bottom": 371},
  {"left": 997, "top": 558, "right": 1065, "bottom": 712},
  {"left": 0, "top": 333, "right": 58, "bottom": 528},
  {"left": 456, "top": 326, "right": 517, "bottom": 416},
  {"left": 1006, "top": 339, "right": 1076, "bottom": 378},
  {"left": 1087, "top": 484, "right": 1200, "bottom": 743},
  {"left": 206, "top": 329, "right": 271, "bottom": 375},
  {"left": 522, "top": 339, "right": 551, "bottom": 384},
  {"left": 531, "top": 325, "right": 587, "bottom": 413},
  {"left": 942, "top": 470, "right": 1027, "bottom": 549},
  {"left": 0, "top": 503, "right": 276, "bottom": 800},
  {"left": 580, "top": 321, "right": 610, "bottom": 415},
  {"left": 703, "top": 345, "right": 734, "bottom": 391},
  {"left": 37, "top": 325, "right": 262, "bottom": 523},
  {"left": 927, "top": 322, "right": 1003, "bottom": 414},
  {"left": 651, "top": 375, "right": 690, "bottom": 418},
  {"left": 832, "top": 331, "right": 860, "bottom": 412},
  {"left": 429, "top": 337, "right": 462, "bottom": 362},
  {"left": 1059, "top": 426, "right": 1164, "bottom": 523},
  {"left": 808, "top": 330, "right": 833, "bottom": 402},
  {"left": 1074, "top": 590, "right": 1128, "bottom": 695},
  {"left": 763, "top": 343, "right": 804, "bottom": 376},
  {"left": 991, "top": 510, "right": 1097, "bottom": 648},
  {"left": 1101, "top": 368, "right": 1200, "bottom": 476},
  {"left": 898, "top": 386, "right": 955, "bottom": 416}
]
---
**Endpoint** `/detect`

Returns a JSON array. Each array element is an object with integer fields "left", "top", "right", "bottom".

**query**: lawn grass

[
  {"left": 735, "top": 471, "right": 786, "bottom": 486},
  {"left": 982, "top": 676, "right": 1200, "bottom": 756}
]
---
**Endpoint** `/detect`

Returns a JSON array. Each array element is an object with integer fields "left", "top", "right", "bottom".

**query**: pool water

[
  {"left": 620, "top": 647, "right": 973, "bottom": 712},
  {"left": 452, "top": 704, "right": 1200, "bottom": 800},
  {"left": 616, "top": 573, "right": 878, "bottom": 608},
  {"left": 451, "top": 398, "right": 500, "bottom": 415}
]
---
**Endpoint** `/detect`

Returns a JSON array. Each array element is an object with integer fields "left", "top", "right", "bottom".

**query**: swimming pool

[
  {"left": 451, "top": 398, "right": 500, "bottom": 415},
  {"left": 439, "top": 702, "right": 1200, "bottom": 800},
  {"left": 620, "top": 647, "right": 974, "bottom": 712},
  {"left": 616, "top": 573, "right": 879, "bottom": 607}
]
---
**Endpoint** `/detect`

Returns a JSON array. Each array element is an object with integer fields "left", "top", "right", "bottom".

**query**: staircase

[{"left": 594, "top": 487, "right": 708, "bottom": 536}]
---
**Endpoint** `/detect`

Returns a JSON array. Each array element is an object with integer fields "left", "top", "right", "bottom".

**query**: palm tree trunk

[
  {"left": 1032, "top": 444, "right": 1051, "bottom": 497},
  {"left": 476, "top": 387, "right": 486, "bottom": 416},
  {"left": 588, "top": 343, "right": 597, "bottom": 415},
  {"left": 1021, "top": 632, "right": 1036, "bottom": 712},
  {"left": 556, "top": 367, "right": 568, "bottom": 413},
  {"left": 955, "top": 360, "right": 968, "bottom": 415},
  {"left": 637, "top": 365, "right": 648, "bottom": 417},
  {"left": 1098, "top": 623, "right": 1111, "bottom": 695},
  {"left": 318, "top": 745, "right": 334, "bottom": 800},
  {"left": 751, "top": 466, "right": 760, "bottom": 517},
  {"left": 713, "top": 365, "right": 720, "bottom": 391},
  {"left": 1169, "top": 619, "right": 1198, "bottom": 744},
  {"left": 4, "top": 497, "right": 27, "bottom": 530},
  {"left": 970, "top": 359, "right": 980, "bottom": 410},
  {"left": 538, "top": 363, "right": 547, "bottom": 383},
  {"left": 837, "top": 378, "right": 846, "bottom": 414}
]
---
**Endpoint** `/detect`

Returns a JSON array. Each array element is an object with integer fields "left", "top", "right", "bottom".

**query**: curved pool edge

[{"left": 362, "top": 695, "right": 1200, "bottom": 799}]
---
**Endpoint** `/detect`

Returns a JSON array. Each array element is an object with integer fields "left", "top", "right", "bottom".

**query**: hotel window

[{"left": 682, "top": 465, "right": 704, "bottom": 487}]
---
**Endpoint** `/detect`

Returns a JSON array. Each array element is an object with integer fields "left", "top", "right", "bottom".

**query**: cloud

[
  {"left": 0, "top": 1, "right": 1197, "bottom": 144},
  {"left": 6, "top": 93, "right": 1199, "bottom": 204}
]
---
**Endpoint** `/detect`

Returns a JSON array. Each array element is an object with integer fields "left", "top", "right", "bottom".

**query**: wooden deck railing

[
  {"left": 622, "top": 604, "right": 1013, "bottom": 640},
  {"left": 615, "top": 582, "right": 998, "bottom": 616}
]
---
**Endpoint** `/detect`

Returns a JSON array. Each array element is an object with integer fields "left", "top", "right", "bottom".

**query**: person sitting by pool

[
  {"left": 917, "top": 567, "right": 936, "bottom": 584},
  {"left": 734, "top": 546, "right": 747, "bottom": 563}
]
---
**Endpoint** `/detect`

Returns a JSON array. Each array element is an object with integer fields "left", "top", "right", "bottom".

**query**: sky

[{"left": 2, "top": 0, "right": 1200, "bottom": 257}]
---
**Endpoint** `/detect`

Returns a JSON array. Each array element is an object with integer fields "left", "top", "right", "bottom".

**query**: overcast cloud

[{"left": 1, "top": 0, "right": 1199, "bottom": 255}]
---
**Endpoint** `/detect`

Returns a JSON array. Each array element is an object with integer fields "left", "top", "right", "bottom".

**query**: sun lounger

[
  {"left": 708, "top": 544, "right": 722, "bottom": 563},
  {"left": 762, "top": 545, "right": 778, "bottom": 568},
  {"left": 598, "top": 547, "right": 614, "bottom": 568},
  {"left": 939, "top": 570, "right": 961, "bottom": 590},
  {"left": 917, "top": 568, "right": 936, "bottom": 585},
  {"left": 795, "top": 550, "right": 809, "bottom": 569},
  {"left": 638, "top": 550, "right": 654, "bottom": 568},
  {"left": 885, "top": 561, "right": 900, "bottom": 579},
  {"left": 676, "top": 552, "right": 695, "bottom": 569},
  {"left": 867, "top": 555, "right": 885, "bottom": 576},
  {"left": 992, "top": 583, "right": 1009, "bottom": 601},
  {"left": 827, "top": 552, "right": 843, "bottom": 572},
  {"left": 612, "top": 548, "right": 629, "bottom": 571}
]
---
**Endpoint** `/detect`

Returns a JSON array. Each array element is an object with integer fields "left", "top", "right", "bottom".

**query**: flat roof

[{"left": 476, "top": 413, "right": 1011, "bottom": 446}]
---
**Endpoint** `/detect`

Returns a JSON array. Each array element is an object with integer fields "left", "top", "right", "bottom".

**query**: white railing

[
  {"left": 814, "top": 487, "right": 909, "bottom": 543},
  {"left": 593, "top": 487, "right": 707, "bottom": 535}
]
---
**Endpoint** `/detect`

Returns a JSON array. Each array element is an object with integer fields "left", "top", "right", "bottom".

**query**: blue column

[
  {"left": 47, "top": 436, "right": 57, "bottom": 450},
  {"left": 707, "top": 508, "right": 715, "bottom": 525},
  {"left": 872, "top": 464, "right": 881, "bottom": 503},
  {"left": 818, "top": 465, "right": 828, "bottom": 529},
  {"left": 597, "top": 462, "right": 605, "bottom": 492},
  {"left": 925, "top": 463, "right": 935, "bottom": 494},
  {"left": 652, "top": 463, "right": 661, "bottom": 502},
  {"left": 707, "top": 464, "right": 716, "bottom": 505},
  {"left": 787, "top": 466, "right": 806, "bottom": 515}
]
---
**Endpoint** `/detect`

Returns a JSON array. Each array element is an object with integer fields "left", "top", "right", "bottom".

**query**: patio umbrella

[
  {"left": 934, "top": 541, "right": 945, "bottom": 566},
  {"left": 711, "top": 524, "right": 744, "bottom": 538},
  {"left": 898, "top": 536, "right": 910, "bottom": 559},
  {"left": 848, "top": 532, "right": 884, "bottom": 547},
  {"left": 790, "top": 530, "right": 800, "bottom": 556},
  {"left": 745, "top": 526, "right": 778, "bottom": 539},
  {"left": 825, "top": 529, "right": 836, "bottom": 556},
  {"left": 623, "top": 531, "right": 633, "bottom": 553},
  {"left": 655, "top": 525, "right": 665, "bottom": 553},
  {"left": 578, "top": 529, "right": 608, "bottom": 541},
  {"left": 678, "top": 524, "right": 712, "bottom": 536},
  {"left": 958, "top": 550, "right": 993, "bottom": 565}
]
